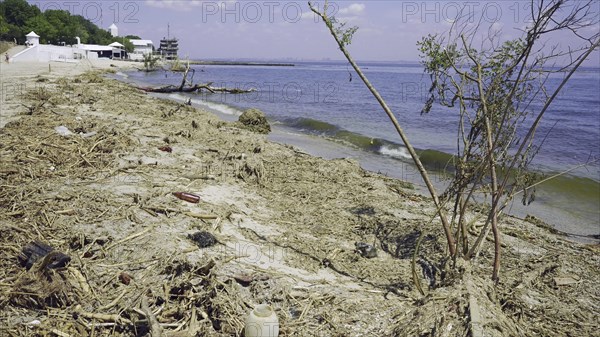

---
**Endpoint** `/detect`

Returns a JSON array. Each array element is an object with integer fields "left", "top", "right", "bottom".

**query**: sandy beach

[{"left": 1, "top": 60, "right": 599, "bottom": 336}]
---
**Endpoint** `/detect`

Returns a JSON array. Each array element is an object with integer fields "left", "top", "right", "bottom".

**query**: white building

[
  {"left": 77, "top": 44, "right": 114, "bottom": 58},
  {"left": 11, "top": 44, "right": 86, "bottom": 62},
  {"left": 10, "top": 33, "right": 121, "bottom": 63},
  {"left": 129, "top": 39, "right": 154, "bottom": 61},
  {"left": 108, "top": 41, "right": 125, "bottom": 58},
  {"left": 108, "top": 23, "right": 118, "bottom": 37},
  {"left": 25, "top": 31, "right": 40, "bottom": 46},
  {"left": 11, "top": 31, "right": 82, "bottom": 62}
]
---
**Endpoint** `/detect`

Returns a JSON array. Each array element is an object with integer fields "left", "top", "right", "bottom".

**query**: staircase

[
  {"left": 6, "top": 45, "right": 26, "bottom": 57},
  {"left": 7, "top": 45, "right": 38, "bottom": 62}
]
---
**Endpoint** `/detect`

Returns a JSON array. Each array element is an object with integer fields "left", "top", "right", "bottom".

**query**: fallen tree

[
  {"left": 139, "top": 62, "right": 256, "bottom": 94},
  {"left": 139, "top": 84, "right": 257, "bottom": 94}
]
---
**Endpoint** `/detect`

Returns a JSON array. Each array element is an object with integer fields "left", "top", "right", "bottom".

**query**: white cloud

[
  {"left": 145, "top": 0, "right": 203, "bottom": 11},
  {"left": 338, "top": 3, "right": 365, "bottom": 16}
]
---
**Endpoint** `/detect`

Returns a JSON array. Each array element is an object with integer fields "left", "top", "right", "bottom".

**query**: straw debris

[{"left": 0, "top": 69, "right": 598, "bottom": 337}]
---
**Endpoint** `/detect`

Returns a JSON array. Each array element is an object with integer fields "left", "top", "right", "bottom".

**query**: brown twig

[{"left": 141, "top": 296, "right": 163, "bottom": 337}]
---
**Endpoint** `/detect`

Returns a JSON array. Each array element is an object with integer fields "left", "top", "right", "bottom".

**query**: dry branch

[
  {"left": 141, "top": 296, "right": 163, "bottom": 337},
  {"left": 140, "top": 83, "right": 256, "bottom": 94},
  {"left": 140, "top": 62, "right": 255, "bottom": 94}
]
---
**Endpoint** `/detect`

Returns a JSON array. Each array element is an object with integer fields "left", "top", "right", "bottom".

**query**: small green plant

[
  {"left": 310, "top": 0, "right": 599, "bottom": 283},
  {"left": 143, "top": 53, "right": 159, "bottom": 72},
  {"left": 170, "top": 57, "right": 186, "bottom": 72},
  {"left": 417, "top": 1, "right": 599, "bottom": 281}
]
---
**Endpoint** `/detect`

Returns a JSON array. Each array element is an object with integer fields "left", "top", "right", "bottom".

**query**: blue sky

[{"left": 29, "top": 1, "right": 600, "bottom": 63}]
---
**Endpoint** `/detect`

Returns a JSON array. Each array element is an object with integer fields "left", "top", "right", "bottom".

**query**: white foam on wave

[
  {"left": 166, "top": 93, "right": 243, "bottom": 116},
  {"left": 195, "top": 99, "right": 243, "bottom": 116},
  {"left": 115, "top": 71, "right": 128, "bottom": 78},
  {"left": 379, "top": 145, "right": 411, "bottom": 160}
]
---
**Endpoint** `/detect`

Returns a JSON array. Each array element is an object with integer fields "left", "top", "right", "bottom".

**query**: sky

[{"left": 28, "top": 0, "right": 600, "bottom": 63}]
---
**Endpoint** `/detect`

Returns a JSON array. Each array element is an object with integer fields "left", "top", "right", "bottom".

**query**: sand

[{"left": 0, "top": 59, "right": 598, "bottom": 336}]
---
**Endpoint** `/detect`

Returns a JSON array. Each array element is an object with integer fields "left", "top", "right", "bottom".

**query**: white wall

[
  {"left": 133, "top": 46, "right": 152, "bottom": 55},
  {"left": 26, "top": 36, "right": 39, "bottom": 46},
  {"left": 11, "top": 45, "right": 89, "bottom": 63},
  {"left": 129, "top": 53, "right": 144, "bottom": 61},
  {"left": 40, "top": 45, "right": 75, "bottom": 62},
  {"left": 10, "top": 45, "right": 39, "bottom": 62}
]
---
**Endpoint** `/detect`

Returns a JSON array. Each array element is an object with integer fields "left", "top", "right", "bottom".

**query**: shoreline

[
  {"left": 189, "top": 60, "right": 295, "bottom": 67},
  {"left": 124, "top": 74, "right": 599, "bottom": 243},
  {"left": 131, "top": 63, "right": 600, "bottom": 185},
  {"left": 1, "top": 60, "right": 599, "bottom": 336}
]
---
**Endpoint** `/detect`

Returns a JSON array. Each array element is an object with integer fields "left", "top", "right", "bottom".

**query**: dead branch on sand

[{"left": 139, "top": 62, "right": 256, "bottom": 94}]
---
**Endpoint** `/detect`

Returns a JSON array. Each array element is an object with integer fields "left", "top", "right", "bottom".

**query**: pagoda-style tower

[{"left": 158, "top": 24, "right": 178, "bottom": 60}]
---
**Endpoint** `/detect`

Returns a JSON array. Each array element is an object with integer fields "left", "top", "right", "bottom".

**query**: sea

[{"left": 117, "top": 61, "right": 600, "bottom": 242}]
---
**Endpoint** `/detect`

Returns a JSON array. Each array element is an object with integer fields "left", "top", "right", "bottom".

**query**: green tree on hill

[
  {"left": 0, "top": 0, "right": 126, "bottom": 48},
  {"left": 24, "top": 15, "right": 54, "bottom": 44},
  {"left": 0, "top": 14, "right": 10, "bottom": 36},
  {"left": 0, "top": 0, "right": 39, "bottom": 42},
  {"left": 41, "top": 10, "right": 71, "bottom": 43},
  {"left": 1, "top": 0, "right": 40, "bottom": 27}
]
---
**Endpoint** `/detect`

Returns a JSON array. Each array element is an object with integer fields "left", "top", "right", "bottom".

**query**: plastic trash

[
  {"left": 355, "top": 242, "right": 377, "bottom": 258},
  {"left": 18, "top": 241, "right": 71, "bottom": 270},
  {"left": 55, "top": 125, "right": 73, "bottom": 137},
  {"left": 158, "top": 146, "right": 173, "bottom": 153},
  {"left": 188, "top": 231, "right": 217, "bottom": 248},
  {"left": 244, "top": 304, "right": 279, "bottom": 337},
  {"left": 173, "top": 192, "right": 200, "bottom": 203},
  {"left": 55, "top": 126, "right": 96, "bottom": 138}
]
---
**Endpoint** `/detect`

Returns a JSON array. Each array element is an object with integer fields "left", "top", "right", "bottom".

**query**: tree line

[{"left": 0, "top": 0, "right": 136, "bottom": 52}]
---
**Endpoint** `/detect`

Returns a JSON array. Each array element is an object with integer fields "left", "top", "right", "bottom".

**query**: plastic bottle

[
  {"left": 244, "top": 304, "right": 279, "bottom": 337},
  {"left": 172, "top": 192, "right": 200, "bottom": 203}
]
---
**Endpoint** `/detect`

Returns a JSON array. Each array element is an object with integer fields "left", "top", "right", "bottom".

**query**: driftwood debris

[
  {"left": 140, "top": 62, "right": 256, "bottom": 94},
  {"left": 141, "top": 83, "right": 256, "bottom": 94}
]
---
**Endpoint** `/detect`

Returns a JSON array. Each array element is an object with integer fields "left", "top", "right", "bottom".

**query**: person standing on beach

[{"left": 5, "top": 53, "right": 9, "bottom": 63}]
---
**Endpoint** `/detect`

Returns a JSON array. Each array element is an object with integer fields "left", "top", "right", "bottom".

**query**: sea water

[{"left": 124, "top": 61, "right": 600, "bottom": 241}]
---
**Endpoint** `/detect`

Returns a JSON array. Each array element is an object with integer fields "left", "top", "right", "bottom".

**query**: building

[
  {"left": 129, "top": 39, "right": 154, "bottom": 61},
  {"left": 25, "top": 31, "right": 40, "bottom": 46},
  {"left": 108, "top": 23, "right": 118, "bottom": 37},
  {"left": 12, "top": 31, "right": 84, "bottom": 62},
  {"left": 108, "top": 42, "right": 125, "bottom": 59},
  {"left": 11, "top": 44, "right": 83, "bottom": 62},
  {"left": 158, "top": 37, "right": 178, "bottom": 60},
  {"left": 10, "top": 32, "right": 123, "bottom": 62},
  {"left": 77, "top": 45, "right": 114, "bottom": 58}
]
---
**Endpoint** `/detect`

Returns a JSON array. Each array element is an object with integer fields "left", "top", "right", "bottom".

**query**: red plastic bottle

[{"left": 172, "top": 192, "right": 200, "bottom": 203}]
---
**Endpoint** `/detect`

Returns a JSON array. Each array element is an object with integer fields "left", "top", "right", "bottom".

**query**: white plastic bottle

[{"left": 244, "top": 304, "right": 279, "bottom": 337}]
